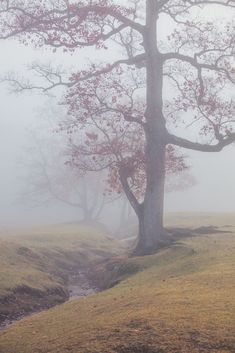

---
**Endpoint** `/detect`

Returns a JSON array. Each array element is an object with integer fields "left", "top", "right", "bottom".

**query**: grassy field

[
  {"left": 165, "top": 212, "right": 235, "bottom": 229},
  {"left": 0, "top": 223, "right": 124, "bottom": 321},
  {"left": 0, "top": 213, "right": 234, "bottom": 353}
]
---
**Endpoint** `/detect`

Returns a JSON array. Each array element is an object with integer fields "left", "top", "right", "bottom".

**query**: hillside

[
  {"left": 0, "top": 214, "right": 234, "bottom": 353},
  {"left": 0, "top": 223, "right": 124, "bottom": 326}
]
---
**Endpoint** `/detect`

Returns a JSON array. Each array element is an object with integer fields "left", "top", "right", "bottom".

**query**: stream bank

[{"left": 0, "top": 267, "right": 99, "bottom": 331}]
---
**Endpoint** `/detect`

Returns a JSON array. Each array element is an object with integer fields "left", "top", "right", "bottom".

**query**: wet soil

[{"left": 0, "top": 268, "right": 99, "bottom": 331}]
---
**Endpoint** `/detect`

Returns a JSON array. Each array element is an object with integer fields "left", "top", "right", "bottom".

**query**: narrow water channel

[
  {"left": 0, "top": 269, "right": 98, "bottom": 331},
  {"left": 68, "top": 269, "right": 99, "bottom": 299}
]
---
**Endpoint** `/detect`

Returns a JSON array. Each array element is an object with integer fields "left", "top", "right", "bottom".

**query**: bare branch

[
  {"left": 167, "top": 132, "right": 235, "bottom": 152},
  {"left": 162, "top": 52, "right": 235, "bottom": 84},
  {"left": 0, "top": 1, "right": 145, "bottom": 47},
  {"left": 0, "top": 52, "right": 146, "bottom": 93}
]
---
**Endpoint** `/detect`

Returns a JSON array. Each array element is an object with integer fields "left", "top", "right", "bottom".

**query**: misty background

[{"left": 0, "top": 37, "right": 234, "bottom": 231}]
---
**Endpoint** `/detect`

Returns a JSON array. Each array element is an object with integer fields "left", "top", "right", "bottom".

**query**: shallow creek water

[
  {"left": 68, "top": 269, "right": 98, "bottom": 299},
  {"left": 0, "top": 269, "right": 98, "bottom": 331}
]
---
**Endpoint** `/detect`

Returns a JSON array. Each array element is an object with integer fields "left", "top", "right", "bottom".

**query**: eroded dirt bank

[{"left": 0, "top": 267, "right": 99, "bottom": 331}]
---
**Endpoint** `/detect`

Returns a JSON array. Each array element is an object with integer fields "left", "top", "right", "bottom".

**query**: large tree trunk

[
  {"left": 119, "top": 1, "right": 170, "bottom": 255},
  {"left": 134, "top": 144, "right": 170, "bottom": 255},
  {"left": 133, "top": 0, "right": 169, "bottom": 255}
]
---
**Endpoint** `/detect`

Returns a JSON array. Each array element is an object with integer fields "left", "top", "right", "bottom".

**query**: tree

[
  {"left": 62, "top": 102, "right": 190, "bottom": 236},
  {"left": 0, "top": 0, "right": 234, "bottom": 254},
  {"left": 22, "top": 99, "right": 189, "bottom": 236},
  {"left": 21, "top": 105, "right": 113, "bottom": 224},
  {"left": 22, "top": 133, "right": 109, "bottom": 223},
  {"left": 61, "top": 65, "right": 189, "bottom": 202}
]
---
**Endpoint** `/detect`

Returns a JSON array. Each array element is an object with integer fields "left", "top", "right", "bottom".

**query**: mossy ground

[{"left": 0, "top": 214, "right": 234, "bottom": 353}]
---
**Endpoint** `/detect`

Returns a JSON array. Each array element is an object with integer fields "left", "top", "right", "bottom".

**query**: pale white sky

[{"left": 0, "top": 7, "right": 234, "bottom": 229}]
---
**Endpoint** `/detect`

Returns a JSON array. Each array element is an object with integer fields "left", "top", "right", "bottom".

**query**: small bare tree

[{"left": 22, "top": 129, "right": 109, "bottom": 223}]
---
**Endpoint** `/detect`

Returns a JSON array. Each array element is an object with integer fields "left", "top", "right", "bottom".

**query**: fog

[{"left": 0, "top": 25, "right": 235, "bottom": 231}]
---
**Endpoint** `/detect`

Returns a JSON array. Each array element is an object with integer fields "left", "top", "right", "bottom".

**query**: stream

[
  {"left": 68, "top": 269, "right": 99, "bottom": 299},
  {"left": 0, "top": 269, "right": 98, "bottom": 332}
]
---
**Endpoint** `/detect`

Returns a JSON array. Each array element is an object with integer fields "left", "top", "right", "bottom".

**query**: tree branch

[
  {"left": 0, "top": 53, "right": 146, "bottom": 93},
  {"left": 167, "top": 132, "right": 235, "bottom": 152},
  {"left": 119, "top": 167, "right": 140, "bottom": 216},
  {"left": 186, "top": 0, "right": 235, "bottom": 9},
  {"left": 0, "top": 2, "right": 145, "bottom": 45},
  {"left": 162, "top": 52, "right": 235, "bottom": 84}
]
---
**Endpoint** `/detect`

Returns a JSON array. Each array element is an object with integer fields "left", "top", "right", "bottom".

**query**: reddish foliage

[
  {"left": 60, "top": 66, "right": 188, "bottom": 200},
  {"left": 0, "top": 0, "right": 234, "bottom": 209}
]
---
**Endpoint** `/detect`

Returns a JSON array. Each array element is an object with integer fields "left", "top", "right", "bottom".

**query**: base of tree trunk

[{"left": 132, "top": 229, "right": 173, "bottom": 256}]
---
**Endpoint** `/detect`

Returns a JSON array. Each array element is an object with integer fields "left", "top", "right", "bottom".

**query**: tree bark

[
  {"left": 81, "top": 209, "right": 94, "bottom": 223},
  {"left": 133, "top": 0, "right": 170, "bottom": 255}
]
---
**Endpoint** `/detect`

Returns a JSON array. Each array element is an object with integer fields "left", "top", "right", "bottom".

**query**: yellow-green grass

[
  {"left": 0, "top": 223, "right": 124, "bottom": 319},
  {"left": 0, "top": 214, "right": 234, "bottom": 353},
  {"left": 126, "top": 212, "right": 235, "bottom": 240},
  {"left": 165, "top": 212, "right": 235, "bottom": 229}
]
